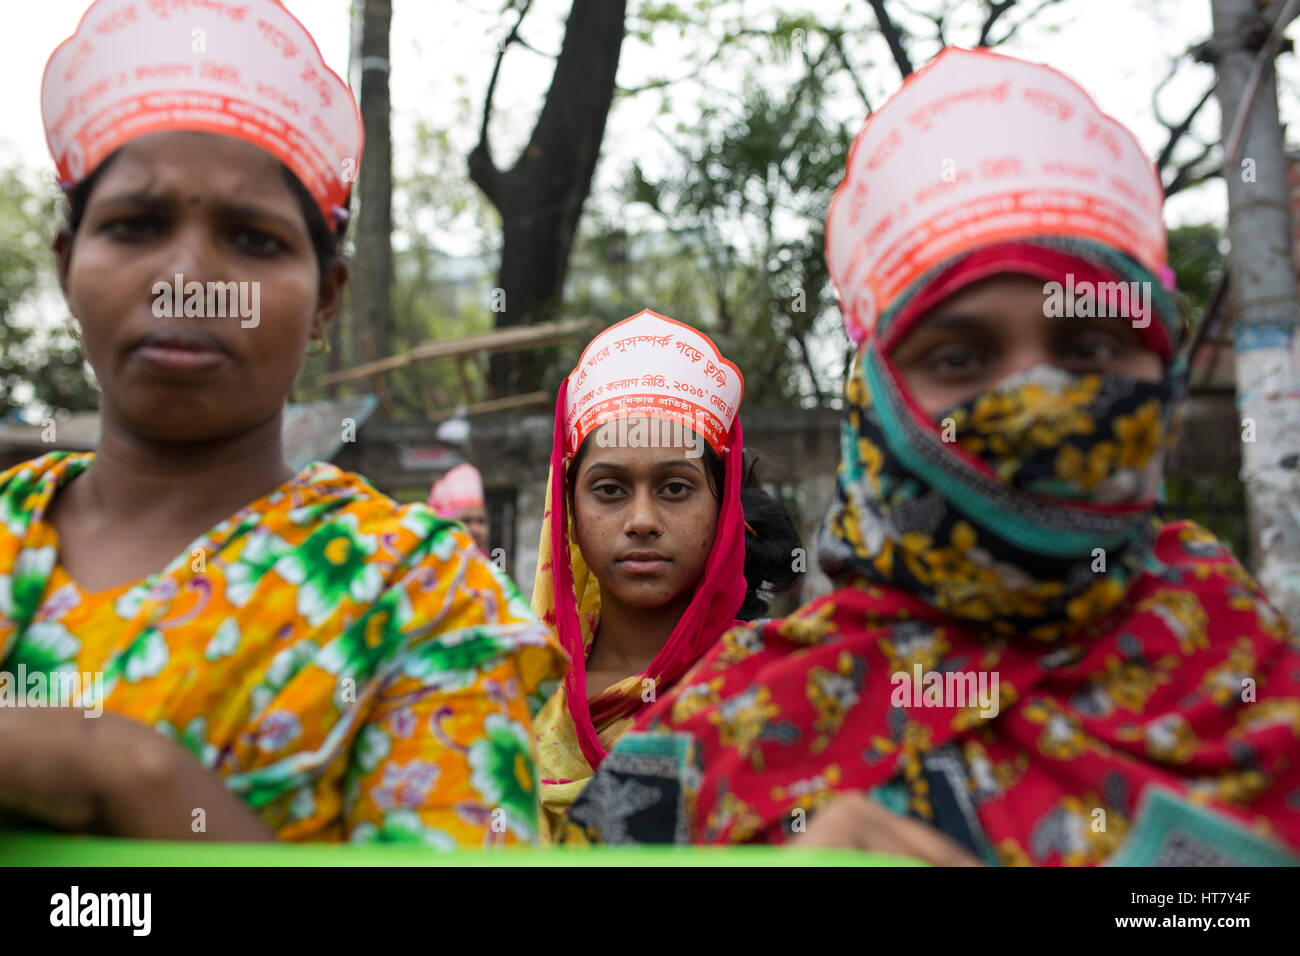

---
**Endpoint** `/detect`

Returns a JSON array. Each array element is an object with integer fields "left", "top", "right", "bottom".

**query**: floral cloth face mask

[
  {"left": 818, "top": 352, "right": 1180, "bottom": 641},
  {"left": 937, "top": 364, "right": 1173, "bottom": 507}
]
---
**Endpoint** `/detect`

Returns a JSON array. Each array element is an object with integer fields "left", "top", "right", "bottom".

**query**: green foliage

[
  {"left": 1166, "top": 222, "right": 1225, "bottom": 334},
  {"left": 570, "top": 20, "right": 858, "bottom": 407},
  {"left": 0, "top": 166, "right": 97, "bottom": 418},
  {"left": 1163, "top": 474, "right": 1249, "bottom": 570},
  {"left": 575, "top": 1, "right": 1218, "bottom": 410}
]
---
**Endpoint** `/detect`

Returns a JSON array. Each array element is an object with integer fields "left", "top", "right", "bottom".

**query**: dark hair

[
  {"left": 63, "top": 147, "right": 349, "bottom": 273},
  {"left": 708, "top": 448, "right": 804, "bottom": 620},
  {"left": 567, "top": 430, "right": 804, "bottom": 621}
]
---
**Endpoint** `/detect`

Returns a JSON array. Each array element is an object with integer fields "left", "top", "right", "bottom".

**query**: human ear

[{"left": 311, "top": 259, "right": 348, "bottom": 340}]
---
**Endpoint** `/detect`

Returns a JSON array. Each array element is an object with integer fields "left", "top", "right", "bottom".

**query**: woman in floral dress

[{"left": 0, "top": 0, "right": 564, "bottom": 848}]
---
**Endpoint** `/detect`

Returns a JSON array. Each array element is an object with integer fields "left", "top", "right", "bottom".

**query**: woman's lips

[
  {"left": 617, "top": 553, "right": 670, "bottom": 574},
  {"left": 131, "top": 330, "right": 232, "bottom": 374},
  {"left": 133, "top": 345, "right": 231, "bottom": 372}
]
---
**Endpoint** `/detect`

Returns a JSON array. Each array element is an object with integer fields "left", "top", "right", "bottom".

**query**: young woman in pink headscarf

[{"left": 530, "top": 309, "right": 802, "bottom": 841}]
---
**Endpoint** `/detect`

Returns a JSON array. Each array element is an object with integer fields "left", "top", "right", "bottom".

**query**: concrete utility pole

[{"left": 1210, "top": 0, "right": 1300, "bottom": 627}]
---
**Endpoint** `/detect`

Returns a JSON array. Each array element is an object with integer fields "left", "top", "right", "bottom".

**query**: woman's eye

[
  {"left": 592, "top": 483, "right": 624, "bottom": 499},
  {"left": 233, "top": 227, "right": 285, "bottom": 256},
  {"left": 924, "top": 345, "right": 985, "bottom": 377},
  {"left": 104, "top": 216, "right": 161, "bottom": 241}
]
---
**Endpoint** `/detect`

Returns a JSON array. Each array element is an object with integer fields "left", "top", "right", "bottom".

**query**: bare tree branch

[
  {"left": 868, "top": 0, "right": 914, "bottom": 77},
  {"left": 1151, "top": 55, "right": 1183, "bottom": 129},
  {"left": 617, "top": 27, "right": 779, "bottom": 96},
  {"left": 1164, "top": 151, "right": 1220, "bottom": 198},
  {"left": 987, "top": 0, "right": 1067, "bottom": 47},
  {"left": 892, "top": 0, "right": 951, "bottom": 47},
  {"left": 826, "top": 29, "right": 873, "bottom": 112},
  {"left": 1155, "top": 83, "right": 1216, "bottom": 175},
  {"left": 978, "top": 0, "right": 1016, "bottom": 47},
  {"left": 792, "top": 323, "right": 827, "bottom": 406},
  {"left": 1149, "top": 50, "right": 1219, "bottom": 196},
  {"left": 469, "top": 0, "right": 535, "bottom": 208},
  {"left": 1186, "top": 269, "right": 1231, "bottom": 366},
  {"left": 932, "top": 8, "right": 949, "bottom": 47},
  {"left": 513, "top": 35, "right": 557, "bottom": 58}
]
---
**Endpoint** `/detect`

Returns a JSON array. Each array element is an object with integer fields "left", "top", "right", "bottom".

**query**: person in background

[
  {"left": 562, "top": 49, "right": 1300, "bottom": 865},
  {"left": 0, "top": 0, "right": 564, "bottom": 848},
  {"left": 531, "top": 309, "right": 802, "bottom": 842},
  {"left": 429, "top": 463, "right": 491, "bottom": 554}
]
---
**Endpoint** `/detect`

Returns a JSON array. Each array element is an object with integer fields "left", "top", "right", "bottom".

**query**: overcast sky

[{"left": 4, "top": 0, "right": 1299, "bottom": 254}]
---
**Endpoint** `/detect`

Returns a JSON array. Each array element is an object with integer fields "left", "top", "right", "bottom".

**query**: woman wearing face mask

[
  {"left": 429, "top": 463, "right": 491, "bottom": 554},
  {"left": 562, "top": 49, "right": 1300, "bottom": 864},
  {"left": 0, "top": 0, "right": 563, "bottom": 847},
  {"left": 531, "top": 309, "right": 802, "bottom": 842}
]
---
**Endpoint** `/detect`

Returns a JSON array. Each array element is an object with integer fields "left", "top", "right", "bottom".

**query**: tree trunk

[
  {"left": 355, "top": 0, "right": 394, "bottom": 365},
  {"left": 470, "top": 0, "right": 628, "bottom": 396},
  {"left": 1210, "top": 0, "right": 1300, "bottom": 627}
]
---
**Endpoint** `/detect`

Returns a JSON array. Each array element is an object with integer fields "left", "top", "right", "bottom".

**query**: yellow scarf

[{"left": 530, "top": 467, "right": 648, "bottom": 843}]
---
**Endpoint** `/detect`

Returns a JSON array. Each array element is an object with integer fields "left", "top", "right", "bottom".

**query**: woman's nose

[
  {"left": 624, "top": 487, "right": 662, "bottom": 537},
  {"left": 996, "top": 340, "right": 1056, "bottom": 384},
  {"left": 154, "top": 223, "right": 219, "bottom": 291}
]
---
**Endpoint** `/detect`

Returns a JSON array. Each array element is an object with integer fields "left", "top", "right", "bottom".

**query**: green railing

[{"left": 0, "top": 833, "right": 922, "bottom": 867}]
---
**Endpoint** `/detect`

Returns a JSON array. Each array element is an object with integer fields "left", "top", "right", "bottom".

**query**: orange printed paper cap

[
  {"left": 564, "top": 310, "right": 744, "bottom": 458},
  {"left": 826, "top": 48, "right": 1168, "bottom": 345},
  {"left": 42, "top": 0, "right": 363, "bottom": 226}
]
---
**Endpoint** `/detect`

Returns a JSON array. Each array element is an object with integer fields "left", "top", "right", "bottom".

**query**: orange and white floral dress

[{"left": 0, "top": 452, "right": 566, "bottom": 847}]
